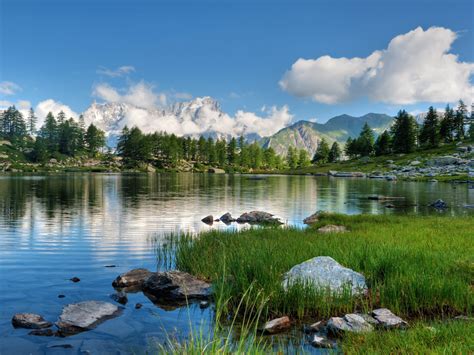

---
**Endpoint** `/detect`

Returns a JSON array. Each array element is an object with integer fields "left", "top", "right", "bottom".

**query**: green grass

[
  {"left": 165, "top": 213, "right": 473, "bottom": 321},
  {"left": 340, "top": 320, "right": 474, "bottom": 354}
]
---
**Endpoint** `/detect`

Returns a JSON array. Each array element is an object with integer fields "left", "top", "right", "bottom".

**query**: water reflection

[{"left": 0, "top": 173, "right": 472, "bottom": 354}]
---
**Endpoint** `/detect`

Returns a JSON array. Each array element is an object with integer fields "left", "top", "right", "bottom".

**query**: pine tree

[
  {"left": 286, "top": 146, "right": 298, "bottom": 169},
  {"left": 298, "top": 149, "right": 311, "bottom": 168},
  {"left": 27, "top": 108, "right": 37, "bottom": 136},
  {"left": 328, "top": 142, "right": 341, "bottom": 162},
  {"left": 312, "top": 138, "right": 330, "bottom": 164},
  {"left": 454, "top": 100, "right": 467, "bottom": 140},
  {"left": 419, "top": 106, "right": 440, "bottom": 148},
  {"left": 197, "top": 136, "right": 207, "bottom": 163},
  {"left": 57, "top": 111, "right": 66, "bottom": 125},
  {"left": 39, "top": 112, "right": 59, "bottom": 153},
  {"left": 439, "top": 105, "right": 455, "bottom": 143},
  {"left": 374, "top": 130, "right": 391, "bottom": 156},
  {"left": 263, "top": 147, "right": 277, "bottom": 169},
  {"left": 207, "top": 137, "right": 217, "bottom": 165},
  {"left": 391, "top": 110, "right": 418, "bottom": 153},
  {"left": 356, "top": 122, "right": 375, "bottom": 156},
  {"left": 227, "top": 137, "right": 237, "bottom": 165},
  {"left": 344, "top": 137, "right": 356, "bottom": 159},
  {"left": 85, "top": 123, "right": 105, "bottom": 157}
]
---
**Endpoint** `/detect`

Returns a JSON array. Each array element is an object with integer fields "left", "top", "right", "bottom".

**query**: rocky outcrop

[
  {"left": 329, "top": 171, "right": 366, "bottom": 178},
  {"left": 282, "top": 256, "right": 367, "bottom": 296},
  {"left": 429, "top": 199, "right": 448, "bottom": 209},
  {"left": 201, "top": 215, "right": 214, "bottom": 225},
  {"left": 371, "top": 308, "right": 408, "bottom": 329},
  {"left": 56, "top": 301, "right": 122, "bottom": 335},
  {"left": 12, "top": 313, "right": 52, "bottom": 329},
  {"left": 317, "top": 225, "right": 347, "bottom": 233},
  {"left": 208, "top": 167, "right": 225, "bottom": 174},
  {"left": 427, "top": 156, "right": 465, "bottom": 166},
  {"left": 110, "top": 291, "right": 128, "bottom": 305},
  {"left": 112, "top": 268, "right": 153, "bottom": 289},
  {"left": 219, "top": 212, "right": 235, "bottom": 224},
  {"left": 236, "top": 211, "right": 282, "bottom": 224},
  {"left": 327, "top": 313, "right": 373, "bottom": 335},
  {"left": 263, "top": 316, "right": 291, "bottom": 334},
  {"left": 142, "top": 271, "right": 211, "bottom": 301},
  {"left": 303, "top": 211, "right": 323, "bottom": 225}
]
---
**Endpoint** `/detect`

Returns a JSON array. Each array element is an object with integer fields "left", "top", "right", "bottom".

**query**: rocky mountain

[{"left": 262, "top": 113, "right": 394, "bottom": 156}]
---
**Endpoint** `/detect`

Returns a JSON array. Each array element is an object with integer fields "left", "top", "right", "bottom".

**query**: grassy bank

[{"left": 168, "top": 214, "right": 473, "bottom": 321}]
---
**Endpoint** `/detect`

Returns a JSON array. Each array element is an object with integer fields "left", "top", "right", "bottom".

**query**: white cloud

[
  {"left": 280, "top": 27, "right": 474, "bottom": 105},
  {"left": 93, "top": 81, "right": 166, "bottom": 109},
  {"left": 173, "top": 92, "right": 193, "bottom": 100},
  {"left": 17, "top": 100, "right": 31, "bottom": 110},
  {"left": 35, "top": 99, "right": 78, "bottom": 127},
  {"left": 0, "top": 100, "right": 13, "bottom": 108},
  {"left": 0, "top": 81, "right": 21, "bottom": 96},
  {"left": 97, "top": 65, "right": 135, "bottom": 77}
]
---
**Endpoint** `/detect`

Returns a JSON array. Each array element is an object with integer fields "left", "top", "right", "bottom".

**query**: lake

[{"left": 0, "top": 173, "right": 473, "bottom": 354}]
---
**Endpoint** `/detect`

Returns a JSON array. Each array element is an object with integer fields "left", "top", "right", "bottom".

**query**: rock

[
  {"left": 454, "top": 315, "right": 474, "bottom": 322},
  {"left": 329, "top": 171, "right": 366, "bottom": 178},
  {"left": 368, "top": 195, "right": 405, "bottom": 201},
  {"left": 58, "top": 295, "right": 66, "bottom": 298},
  {"left": 201, "top": 215, "right": 214, "bottom": 225},
  {"left": 110, "top": 291, "right": 128, "bottom": 305},
  {"left": 142, "top": 271, "right": 211, "bottom": 301},
  {"left": 371, "top": 308, "right": 408, "bottom": 329},
  {"left": 385, "top": 204, "right": 395, "bottom": 208},
  {"left": 208, "top": 167, "right": 225, "bottom": 174},
  {"left": 282, "top": 256, "right": 367, "bottom": 296},
  {"left": 29, "top": 329, "right": 55, "bottom": 336},
  {"left": 199, "top": 301, "right": 210, "bottom": 309},
  {"left": 236, "top": 211, "right": 282, "bottom": 224},
  {"left": 56, "top": 301, "right": 121, "bottom": 335},
  {"left": 357, "top": 313, "right": 379, "bottom": 325},
  {"left": 385, "top": 175, "right": 397, "bottom": 181},
  {"left": 429, "top": 199, "right": 448, "bottom": 209},
  {"left": 311, "top": 334, "right": 334, "bottom": 349},
  {"left": 317, "top": 225, "right": 347, "bottom": 233},
  {"left": 303, "top": 211, "right": 323, "bottom": 225},
  {"left": 12, "top": 313, "right": 52, "bottom": 329},
  {"left": 105, "top": 265, "right": 116, "bottom": 268},
  {"left": 427, "top": 156, "right": 464, "bottom": 166},
  {"left": 70, "top": 277, "right": 80, "bottom": 283},
  {"left": 386, "top": 160, "right": 394, "bottom": 164},
  {"left": 146, "top": 165, "right": 156, "bottom": 173},
  {"left": 219, "top": 212, "right": 235, "bottom": 224},
  {"left": 112, "top": 268, "right": 153, "bottom": 289},
  {"left": 429, "top": 179, "right": 438, "bottom": 183},
  {"left": 308, "top": 320, "right": 326, "bottom": 332},
  {"left": 263, "top": 316, "right": 291, "bottom": 334},
  {"left": 49, "top": 158, "right": 58, "bottom": 164},
  {"left": 410, "top": 160, "right": 422, "bottom": 166},
  {"left": 135, "top": 303, "right": 143, "bottom": 309},
  {"left": 327, "top": 314, "right": 373, "bottom": 335}
]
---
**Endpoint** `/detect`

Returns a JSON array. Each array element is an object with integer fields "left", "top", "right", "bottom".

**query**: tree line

[
  {"left": 0, "top": 106, "right": 106, "bottom": 162},
  {"left": 311, "top": 100, "right": 474, "bottom": 164}
]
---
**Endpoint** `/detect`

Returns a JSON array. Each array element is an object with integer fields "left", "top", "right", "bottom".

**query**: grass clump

[{"left": 170, "top": 213, "right": 473, "bottom": 320}]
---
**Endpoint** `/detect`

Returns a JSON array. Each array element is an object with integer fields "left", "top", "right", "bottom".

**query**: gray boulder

[
  {"left": 219, "top": 212, "right": 235, "bottom": 224},
  {"left": 282, "top": 256, "right": 367, "bottom": 296},
  {"left": 427, "top": 156, "right": 464, "bottom": 166},
  {"left": 201, "top": 215, "right": 214, "bottom": 225},
  {"left": 311, "top": 334, "right": 334, "bottom": 348},
  {"left": 303, "top": 211, "right": 323, "bottom": 225},
  {"left": 327, "top": 314, "right": 373, "bottom": 335},
  {"left": 12, "top": 313, "right": 52, "bottom": 329},
  {"left": 317, "top": 225, "right": 347, "bottom": 233},
  {"left": 429, "top": 199, "right": 448, "bottom": 209},
  {"left": 56, "top": 301, "right": 121, "bottom": 335},
  {"left": 263, "top": 316, "right": 291, "bottom": 334},
  {"left": 371, "top": 308, "right": 408, "bottom": 329},
  {"left": 142, "top": 271, "right": 211, "bottom": 301},
  {"left": 236, "top": 211, "right": 281, "bottom": 224},
  {"left": 208, "top": 167, "right": 225, "bottom": 174},
  {"left": 112, "top": 268, "right": 152, "bottom": 289}
]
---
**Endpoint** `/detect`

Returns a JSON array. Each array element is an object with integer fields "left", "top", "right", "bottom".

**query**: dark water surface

[{"left": 0, "top": 173, "right": 473, "bottom": 354}]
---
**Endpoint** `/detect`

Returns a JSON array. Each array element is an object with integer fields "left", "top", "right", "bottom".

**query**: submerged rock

[
  {"left": 199, "top": 301, "right": 210, "bottom": 309},
  {"left": 56, "top": 301, "right": 121, "bottom": 335},
  {"left": 311, "top": 334, "right": 334, "bottom": 348},
  {"left": 308, "top": 320, "right": 326, "bottom": 332},
  {"left": 142, "top": 271, "right": 211, "bottom": 301},
  {"left": 282, "top": 256, "right": 367, "bottom": 296},
  {"left": 12, "top": 313, "right": 52, "bottom": 329},
  {"left": 327, "top": 314, "right": 373, "bottom": 335},
  {"left": 236, "top": 211, "right": 282, "bottom": 224},
  {"left": 208, "top": 167, "right": 225, "bottom": 174},
  {"left": 29, "top": 329, "right": 55, "bottom": 337},
  {"left": 263, "top": 316, "right": 291, "bottom": 334},
  {"left": 201, "top": 215, "right": 214, "bottom": 225},
  {"left": 112, "top": 268, "right": 153, "bottom": 289},
  {"left": 110, "top": 291, "right": 128, "bottom": 305},
  {"left": 371, "top": 308, "right": 408, "bottom": 329},
  {"left": 70, "top": 277, "right": 80, "bottom": 283},
  {"left": 317, "top": 225, "right": 347, "bottom": 233},
  {"left": 429, "top": 199, "right": 448, "bottom": 209},
  {"left": 219, "top": 212, "right": 235, "bottom": 224}
]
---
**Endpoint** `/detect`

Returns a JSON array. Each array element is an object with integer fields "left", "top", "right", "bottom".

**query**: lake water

[{"left": 0, "top": 173, "right": 473, "bottom": 354}]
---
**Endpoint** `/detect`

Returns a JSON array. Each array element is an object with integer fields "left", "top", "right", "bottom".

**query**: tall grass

[{"left": 166, "top": 213, "right": 473, "bottom": 320}]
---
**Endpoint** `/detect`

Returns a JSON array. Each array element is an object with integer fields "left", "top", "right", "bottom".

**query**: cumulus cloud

[
  {"left": 97, "top": 65, "right": 135, "bottom": 77},
  {"left": 0, "top": 81, "right": 21, "bottom": 95},
  {"left": 35, "top": 99, "right": 78, "bottom": 127},
  {"left": 93, "top": 81, "right": 167, "bottom": 109},
  {"left": 280, "top": 27, "right": 474, "bottom": 105}
]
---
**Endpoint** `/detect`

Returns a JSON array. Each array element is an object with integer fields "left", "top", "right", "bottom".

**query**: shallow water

[{"left": 0, "top": 173, "right": 473, "bottom": 354}]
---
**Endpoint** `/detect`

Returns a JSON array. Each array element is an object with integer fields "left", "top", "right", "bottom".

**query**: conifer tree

[
  {"left": 356, "top": 122, "right": 375, "bottom": 156},
  {"left": 27, "top": 108, "right": 37, "bottom": 136},
  {"left": 328, "top": 142, "right": 341, "bottom": 162},
  {"left": 439, "top": 105, "right": 455, "bottom": 143},
  {"left": 298, "top": 149, "right": 311, "bottom": 168},
  {"left": 374, "top": 130, "right": 391, "bottom": 156},
  {"left": 391, "top": 110, "right": 418, "bottom": 153},
  {"left": 85, "top": 123, "right": 105, "bottom": 157},
  {"left": 286, "top": 146, "right": 298, "bottom": 169},
  {"left": 454, "top": 100, "right": 467, "bottom": 140},
  {"left": 312, "top": 138, "right": 330, "bottom": 164},
  {"left": 419, "top": 106, "right": 440, "bottom": 148}
]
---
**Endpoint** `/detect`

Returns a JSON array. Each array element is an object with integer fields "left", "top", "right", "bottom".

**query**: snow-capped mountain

[{"left": 82, "top": 96, "right": 263, "bottom": 146}]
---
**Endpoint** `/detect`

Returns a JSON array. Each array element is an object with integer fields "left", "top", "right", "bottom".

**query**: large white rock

[{"left": 282, "top": 256, "right": 367, "bottom": 295}]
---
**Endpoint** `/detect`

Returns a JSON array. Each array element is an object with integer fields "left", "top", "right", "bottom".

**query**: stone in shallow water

[
  {"left": 303, "top": 211, "right": 323, "bottom": 225},
  {"left": 263, "top": 316, "right": 291, "bottom": 334},
  {"left": 29, "top": 329, "right": 55, "bottom": 337},
  {"left": 12, "top": 313, "right": 52, "bottom": 329},
  {"left": 219, "top": 212, "right": 235, "bottom": 224},
  {"left": 112, "top": 268, "right": 153, "bottom": 288},
  {"left": 56, "top": 301, "right": 121, "bottom": 335},
  {"left": 311, "top": 334, "right": 334, "bottom": 348},
  {"left": 201, "top": 215, "right": 214, "bottom": 225},
  {"left": 236, "top": 211, "right": 282, "bottom": 224},
  {"left": 110, "top": 291, "right": 128, "bottom": 305},
  {"left": 371, "top": 308, "right": 408, "bottom": 329},
  {"left": 282, "top": 256, "right": 367, "bottom": 296},
  {"left": 317, "top": 225, "right": 347, "bottom": 233},
  {"left": 143, "top": 271, "right": 211, "bottom": 301},
  {"left": 327, "top": 313, "right": 373, "bottom": 335}
]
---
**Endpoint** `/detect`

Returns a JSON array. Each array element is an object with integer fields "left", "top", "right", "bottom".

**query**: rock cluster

[{"left": 201, "top": 211, "right": 282, "bottom": 225}]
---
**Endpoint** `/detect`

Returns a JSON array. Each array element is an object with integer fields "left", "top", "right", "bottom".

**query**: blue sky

[{"left": 1, "top": 0, "right": 473, "bottom": 127}]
